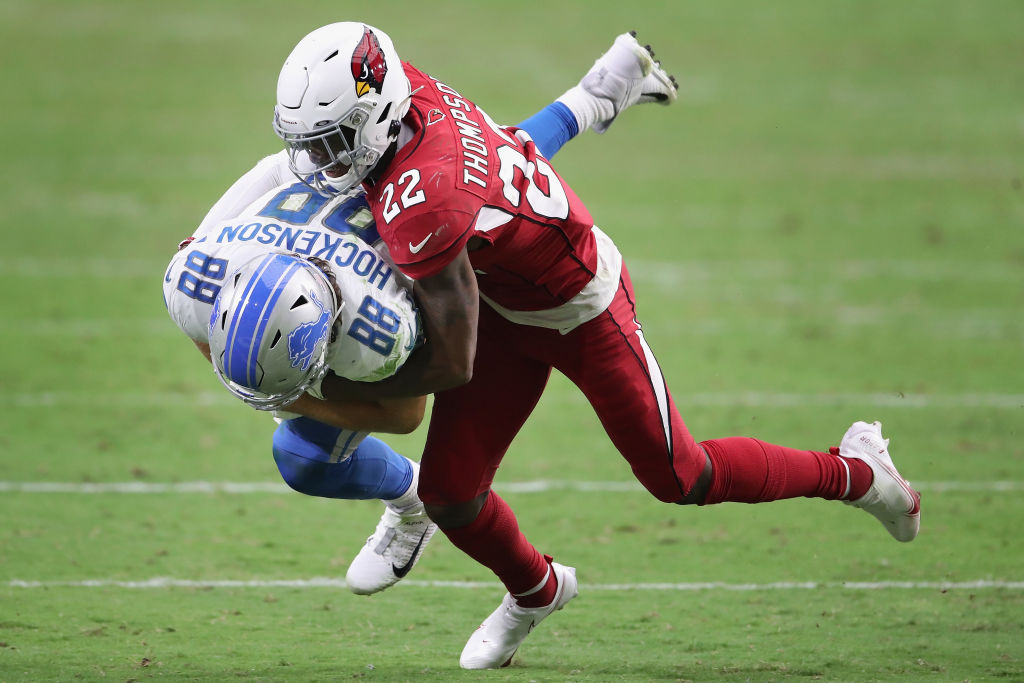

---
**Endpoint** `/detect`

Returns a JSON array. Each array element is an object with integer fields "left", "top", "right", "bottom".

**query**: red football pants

[{"left": 418, "top": 264, "right": 706, "bottom": 505}]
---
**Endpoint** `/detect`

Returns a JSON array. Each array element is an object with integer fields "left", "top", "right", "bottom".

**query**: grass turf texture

[{"left": 2, "top": 0, "right": 1022, "bottom": 680}]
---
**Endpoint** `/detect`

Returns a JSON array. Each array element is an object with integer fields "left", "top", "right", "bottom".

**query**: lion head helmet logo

[
  {"left": 350, "top": 26, "right": 388, "bottom": 98},
  {"left": 286, "top": 289, "right": 331, "bottom": 372}
]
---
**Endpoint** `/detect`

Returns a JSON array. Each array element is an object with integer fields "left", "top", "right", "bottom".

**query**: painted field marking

[
  {"left": 4, "top": 257, "right": 1020, "bottom": 284},
  {"left": 5, "top": 310, "right": 1021, "bottom": 342},
  {"left": 8, "top": 391, "right": 1024, "bottom": 409},
  {"left": 0, "top": 480, "right": 1020, "bottom": 494},
  {"left": 7, "top": 577, "right": 1024, "bottom": 591}
]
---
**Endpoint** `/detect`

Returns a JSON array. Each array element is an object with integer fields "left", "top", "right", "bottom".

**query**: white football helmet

[
  {"left": 208, "top": 252, "right": 344, "bottom": 410},
  {"left": 273, "top": 22, "right": 411, "bottom": 196}
]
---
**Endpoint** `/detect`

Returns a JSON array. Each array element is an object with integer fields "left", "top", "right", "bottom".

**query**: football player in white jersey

[
  {"left": 164, "top": 183, "right": 437, "bottom": 594},
  {"left": 164, "top": 32, "right": 678, "bottom": 595}
]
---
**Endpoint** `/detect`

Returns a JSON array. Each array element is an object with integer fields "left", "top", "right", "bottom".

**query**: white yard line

[
  {"left": 7, "top": 577, "right": 1023, "bottom": 591},
  {"left": 6, "top": 309, "right": 1020, "bottom": 341},
  {"left": 0, "top": 480, "right": 1020, "bottom": 494},
  {"left": 8, "top": 391, "right": 1024, "bottom": 408},
  {"left": 5, "top": 257, "right": 1020, "bottom": 283}
]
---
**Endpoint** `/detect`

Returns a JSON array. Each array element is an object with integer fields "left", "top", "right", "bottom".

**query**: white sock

[
  {"left": 556, "top": 85, "right": 615, "bottom": 133},
  {"left": 839, "top": 457, "right": 852, "bottom": 500},
  {"left": 384, "top": 458, "right": 422, "bottom": 513}
]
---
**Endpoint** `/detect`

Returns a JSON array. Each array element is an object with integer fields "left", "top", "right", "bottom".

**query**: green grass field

[{"left": 2, "top": 0, "right": 1023, "bottom": 680}]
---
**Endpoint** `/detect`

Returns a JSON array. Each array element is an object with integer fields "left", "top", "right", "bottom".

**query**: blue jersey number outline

[
  {"left": 176, "top": 250, "right": 229, "bottom": 304},
  {"left": 347, "top": 295, "right": 400, "bottom": 356},
  {"left": 257, "top": 182, "right": 380, "bottom": 243}
]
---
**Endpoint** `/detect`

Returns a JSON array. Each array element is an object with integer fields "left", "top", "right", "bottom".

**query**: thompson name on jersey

[{"left": 364, "top": 64, "right": 623, "bottom": 335}]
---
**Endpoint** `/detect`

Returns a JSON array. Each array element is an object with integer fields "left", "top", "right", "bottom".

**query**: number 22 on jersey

[{"left": 377, "top": 146, "right": 568, "bottom": 225}]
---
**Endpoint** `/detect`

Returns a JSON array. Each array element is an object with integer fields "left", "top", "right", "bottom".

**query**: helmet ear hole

[
  {"left": 270, "top": 330, "right": 283, "bottom": 349},
  {"left": 376, "top": 101, "right": 392, "bottom": 124}
]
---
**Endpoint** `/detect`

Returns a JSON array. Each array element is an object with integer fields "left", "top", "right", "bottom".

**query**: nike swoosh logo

[
  {"left": 642, "top": 91, "right": 670, "bottom": 102},
  {"left": 409, "top": 234, "right": 432, "bottom": 254},
  {"left": 391, "top": 530, "right": 429, "bottom": 578}
]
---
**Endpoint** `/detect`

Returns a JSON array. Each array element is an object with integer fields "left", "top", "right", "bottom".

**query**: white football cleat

[
  {"left": 840, "top": 421, "right": 921, "bottom": 542},
  {"left": 582, "top": 31, "right": 679, "bottom": 133},
  {"left": 345, "top": 502, "right": 437, "bottom": 595},
  {"left": 459, "top": 561, "right": 578, "bottom": 670}
]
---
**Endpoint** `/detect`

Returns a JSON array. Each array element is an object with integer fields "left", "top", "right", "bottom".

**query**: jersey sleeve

[
  {"left": 162, "top": 241, "right": 269, "bottom": 342},
  {"left": 324, "top": 262, "right": 422, "bottom": 382},
  {"left": 380, "top": 206, "right": 478, "bottom": 280},
  {"left": 193, "top": 151, "right": 293, "bottom": 234},
  {"left": 162, "top": 247, "right": 215, "bottom": 341}
]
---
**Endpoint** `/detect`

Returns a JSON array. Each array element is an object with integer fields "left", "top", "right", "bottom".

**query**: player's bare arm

[
  {"left": 289, "top": 394, "right": 426, "bottom": 434},
  {"left": 191, "top": 339, "right": 425, "bottom": 433},
  {"left": 320, "top": 248, "right": 479, "bottom": 402}
]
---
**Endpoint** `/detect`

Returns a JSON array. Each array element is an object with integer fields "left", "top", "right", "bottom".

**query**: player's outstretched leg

[
  {"left": 560, "top": 30, "right": 679, "bottom": 134},
  {"left": 346, "top": 460, "right": 438, "bottom": 594},
  {"left": 460, "top": 559, "right": 578, "bottom": 669},
  {"left": 518, "top": 31, "right": 679, "bottom": 158},
  {"left": 840, "top": 421, "right": 921, "bottom": 542}
]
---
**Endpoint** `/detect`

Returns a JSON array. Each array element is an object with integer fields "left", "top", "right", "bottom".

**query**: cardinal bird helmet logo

[{"left": 351, "top": 26, "right": 388, "bottom": 98}]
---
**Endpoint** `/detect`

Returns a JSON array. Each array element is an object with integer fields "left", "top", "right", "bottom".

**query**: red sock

[
  {"left": 440, "top": 491, "right": 553, "bottom": 604},
  {"left": 831, "top": 447, "right": 872, "bottom": 500},
  {"left": 512, "top": 555, "right": 558, "bottom": 608},
  {"left": 700, "top": 437, "right": 872, "bottom": 504}
]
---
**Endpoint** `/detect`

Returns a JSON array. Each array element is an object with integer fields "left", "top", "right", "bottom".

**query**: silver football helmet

[
  {"left": 273, "top": 22, "right": 411, "bottom": 196},
  {"left": 208, "top": 252, "right": 344, "bottom": 410}
]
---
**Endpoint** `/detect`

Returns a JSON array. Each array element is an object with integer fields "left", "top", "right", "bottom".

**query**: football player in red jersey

[
  {"left": 273, "top": 23, "right": 920, "bottom": 669},
  {"left": 182, "top": 26, "right": 676, "bottom": 600}
]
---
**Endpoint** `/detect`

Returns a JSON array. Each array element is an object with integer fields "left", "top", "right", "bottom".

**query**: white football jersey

[{"left": 163, "top": 180, "right": 421, "bottom": 384}]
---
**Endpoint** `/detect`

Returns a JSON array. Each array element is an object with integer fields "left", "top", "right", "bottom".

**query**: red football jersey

[{"left": 364, "top": 63, "right": 598, "bottom": 313}]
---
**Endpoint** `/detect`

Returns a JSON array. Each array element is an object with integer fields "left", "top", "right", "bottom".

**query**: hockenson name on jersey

[{"left": 210, "top": 221, "right": 394, "bottom": 292}]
